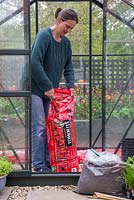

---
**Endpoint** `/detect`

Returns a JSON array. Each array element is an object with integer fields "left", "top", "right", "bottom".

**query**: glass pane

[
  {"left": 92, "top": 55, "right": 102, "bottom": 148},
  {"left": 106, "top": 1, "right": 134, "bottom": 54},
  {"left": 74, "top": 82, "right": 89, "bottom": 147},
  {"left": 105, "top": 1, "right": 134, "bottom": 149},
  {"left": 97, "top": 0, "right": 103, "bottom": 3},
  {"left": 105, "top": 55, "right": 134, "bottom": 148},
  {"left": 0, "top": 55, "right": 30, "bottom": 91},
  {"left": 107, "top": 0, "right": 134, "bottom": 22},
  {"left": 92, "top": 4, "right": 103, "bottom": 54},
  {"left": 75, "top": 120, "right": 89, "bottom": 148},
  {"left": 106, "top": 13, "right": 134, "bottom": 55},
  {"left": 0, "top": 97, "right": 30, "bottom": 171},
  {"left": 30, "top": 3, "right": 36, "bottom": 45},
  {"left": 73, "top": 56, "right": 89, "bottom": 83},
  {"left": 0, "top": 0, "right": 29, "bottom": 49}
]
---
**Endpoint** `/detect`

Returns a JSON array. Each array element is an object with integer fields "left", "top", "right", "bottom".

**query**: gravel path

[{"left": 7, "top": 185, "right": 76, "bottom": 200}]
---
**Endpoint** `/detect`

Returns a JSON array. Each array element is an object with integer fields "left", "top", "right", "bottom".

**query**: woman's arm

[{"left": 31, "top": 29, "right": 53, "bottom": 92}]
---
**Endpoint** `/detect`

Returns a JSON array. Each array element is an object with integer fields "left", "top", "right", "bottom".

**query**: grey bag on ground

[{"left": 74, "top": 150, "right": 125, "bottom": 195}]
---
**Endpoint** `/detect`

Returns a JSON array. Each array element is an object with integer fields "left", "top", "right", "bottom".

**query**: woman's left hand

[
  {"left": 70, "top": 88, "right": 75, "bottom": 96},
  {"left": 44, "top": 89, "right": 54, "bottom": 99}
]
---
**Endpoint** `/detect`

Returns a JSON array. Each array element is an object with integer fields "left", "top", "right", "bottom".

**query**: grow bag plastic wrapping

[
  {"left": 46, "top": 88, "right": 79, "bottom": 172},
  {"left": 74, "top": 150, "right": 125, "bottom": 195}
]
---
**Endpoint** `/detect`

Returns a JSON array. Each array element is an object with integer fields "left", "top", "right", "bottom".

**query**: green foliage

[
  {"left": 1, "top": 1, "right": 133, "bottom": 54},
  {"left": 105, "top": 89, "right": 134, "bottom": 119},
  {"left": 75, "top": 84, "right": 134, "bottom": 120},
  {"left": 0, "top": 86, "right": 134, "bottom": 120},
  {"left": 123, "top": 156, "right": 134, "bottom": 190},
  {"left": 30, "top": 1, "right": 134, "bottom": 55},
  {"left": 75, "top": 84, "right": 89, "bottom": 119},
  {"left": 0, "top": 157, "right": 12, "bottom": 176},
  {"left": 106, "top": 1, "right": 134, "bottom": 55},
  {"left": 0, "top": 97, "right": 25, "bottom": 120},
  {"left": 30, "top": 2, "right": 103, "bottom": 54}
]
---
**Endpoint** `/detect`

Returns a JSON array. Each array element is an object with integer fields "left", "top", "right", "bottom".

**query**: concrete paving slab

[
  {"left": 27, "top": 190, "right": 89, "bottom": 200},
  {"left": 0, "top": 187, "right": 12, "bottom": 200}
]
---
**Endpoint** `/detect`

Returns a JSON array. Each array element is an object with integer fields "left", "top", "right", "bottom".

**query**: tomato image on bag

[{"left": 46, "top": 88, "right": 79, "bottom": 172}]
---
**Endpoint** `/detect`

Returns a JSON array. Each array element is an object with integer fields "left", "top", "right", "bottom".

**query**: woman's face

[{"left": 58, "top": 19, "right": 77, "bottom": 36}]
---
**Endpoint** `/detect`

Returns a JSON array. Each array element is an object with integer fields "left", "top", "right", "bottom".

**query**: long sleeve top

[{"left": 31, "top": 27, "right": 74, "bottom": 97}]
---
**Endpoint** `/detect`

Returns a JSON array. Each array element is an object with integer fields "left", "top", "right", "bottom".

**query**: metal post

[
  {"left": 23, "top": 0, "right": 30, "bottom": 170},
  {"left": 102, "top": 0, "right": 107, "bottom": 151},
  {"left": 35, "top": 0, "right": 39, "bottom": 34},
  {"left": 89, "top": 0, "right": 92, "bottom": 147}
]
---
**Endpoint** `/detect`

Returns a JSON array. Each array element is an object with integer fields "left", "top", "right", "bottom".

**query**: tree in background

[{"left": 30, "top": 1, "right": 103, "bottom": 55}]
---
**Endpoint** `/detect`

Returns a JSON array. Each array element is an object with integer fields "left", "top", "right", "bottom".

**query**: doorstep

[{"left": 27, "top": 190, "right": 89, "bottom": 200}]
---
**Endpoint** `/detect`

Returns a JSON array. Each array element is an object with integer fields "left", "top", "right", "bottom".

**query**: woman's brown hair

[{"left": 55, "top": 7, "right": 78, "bottom": 24}]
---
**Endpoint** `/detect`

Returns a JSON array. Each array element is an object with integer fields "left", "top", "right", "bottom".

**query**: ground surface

[{"left": 0, "top": 186, "right": 88, "bottom": 200}]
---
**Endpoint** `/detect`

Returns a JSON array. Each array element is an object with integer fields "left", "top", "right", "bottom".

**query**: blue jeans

[{"left": 32, "top": 94, "right": 50, "bottom": 171}]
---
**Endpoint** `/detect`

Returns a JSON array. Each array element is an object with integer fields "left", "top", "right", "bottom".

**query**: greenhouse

[{"left": 0, "top": 0, "right": 134, "bottom": 199}]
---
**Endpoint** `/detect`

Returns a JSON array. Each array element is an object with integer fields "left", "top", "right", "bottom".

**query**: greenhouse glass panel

[
  {"left": 92, "top": 4, "right": 103, "bottom": 54},
  {"left": 0, "top": 96, "right": 30, "bottom": 171},
  {"left": 30, "top": 3, "right": 36, "bottom": 45},
  {"left": 0, "top": 0, "right": 29, "bottom": 49},
  {"left": 107, "top": 0, "right": 134, "bottom": 22},
  {"left": 105, "top": 0, "right": 134, "bottom": 149},
  {"left": 0, "top": 0, "right": 31, "bottom": 175},
  {"left": 91, "top": 55, "right": 102, "bottom": 149},
  {"left": 0, "top": 55, "right": 30, "bottom": 91}
]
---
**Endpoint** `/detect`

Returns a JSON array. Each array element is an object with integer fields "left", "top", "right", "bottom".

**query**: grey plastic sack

[{"left": 74, "top": 150, "right": 125, "bottom": 195}]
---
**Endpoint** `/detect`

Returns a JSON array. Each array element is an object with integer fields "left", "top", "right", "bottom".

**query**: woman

[{"left": 31, "top": 7, "right": 78, "bottom": 172}]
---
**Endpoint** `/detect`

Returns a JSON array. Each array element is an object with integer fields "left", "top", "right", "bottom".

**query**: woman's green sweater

[{"left": 31, "top": 28, "right": 74, "bottom": 97}]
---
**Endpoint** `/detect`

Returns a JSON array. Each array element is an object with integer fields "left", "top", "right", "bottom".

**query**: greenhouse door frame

[{"left": 2, "top": 0, "right": 133, "bottom": 186}]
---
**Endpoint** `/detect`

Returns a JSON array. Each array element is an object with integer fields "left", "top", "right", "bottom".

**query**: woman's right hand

[{"left": 44, "top": 89, "right": 54, "bottom": 99}]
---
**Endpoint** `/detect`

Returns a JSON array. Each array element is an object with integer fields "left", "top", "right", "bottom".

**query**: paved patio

[
  {"left": 0, "top": 187, "right": 12, "bottom": 200},
  {"left": 0, "top": 188, "right": 90, "bottom": 200},
  {"left": 27, "top": 190, "right": 89, "bottom": 200},
  {"left": 0, "top": 187, "right": 128, "bottom": 200}
]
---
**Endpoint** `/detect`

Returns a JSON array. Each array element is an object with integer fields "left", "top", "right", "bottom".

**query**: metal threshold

[{"left": 6, "top": 171, "right": 80, "bottom": 186}]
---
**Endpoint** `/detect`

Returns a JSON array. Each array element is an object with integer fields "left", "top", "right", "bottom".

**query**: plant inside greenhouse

[{"left": 75, "top": 84, "right": 134, "bottom": 120}]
